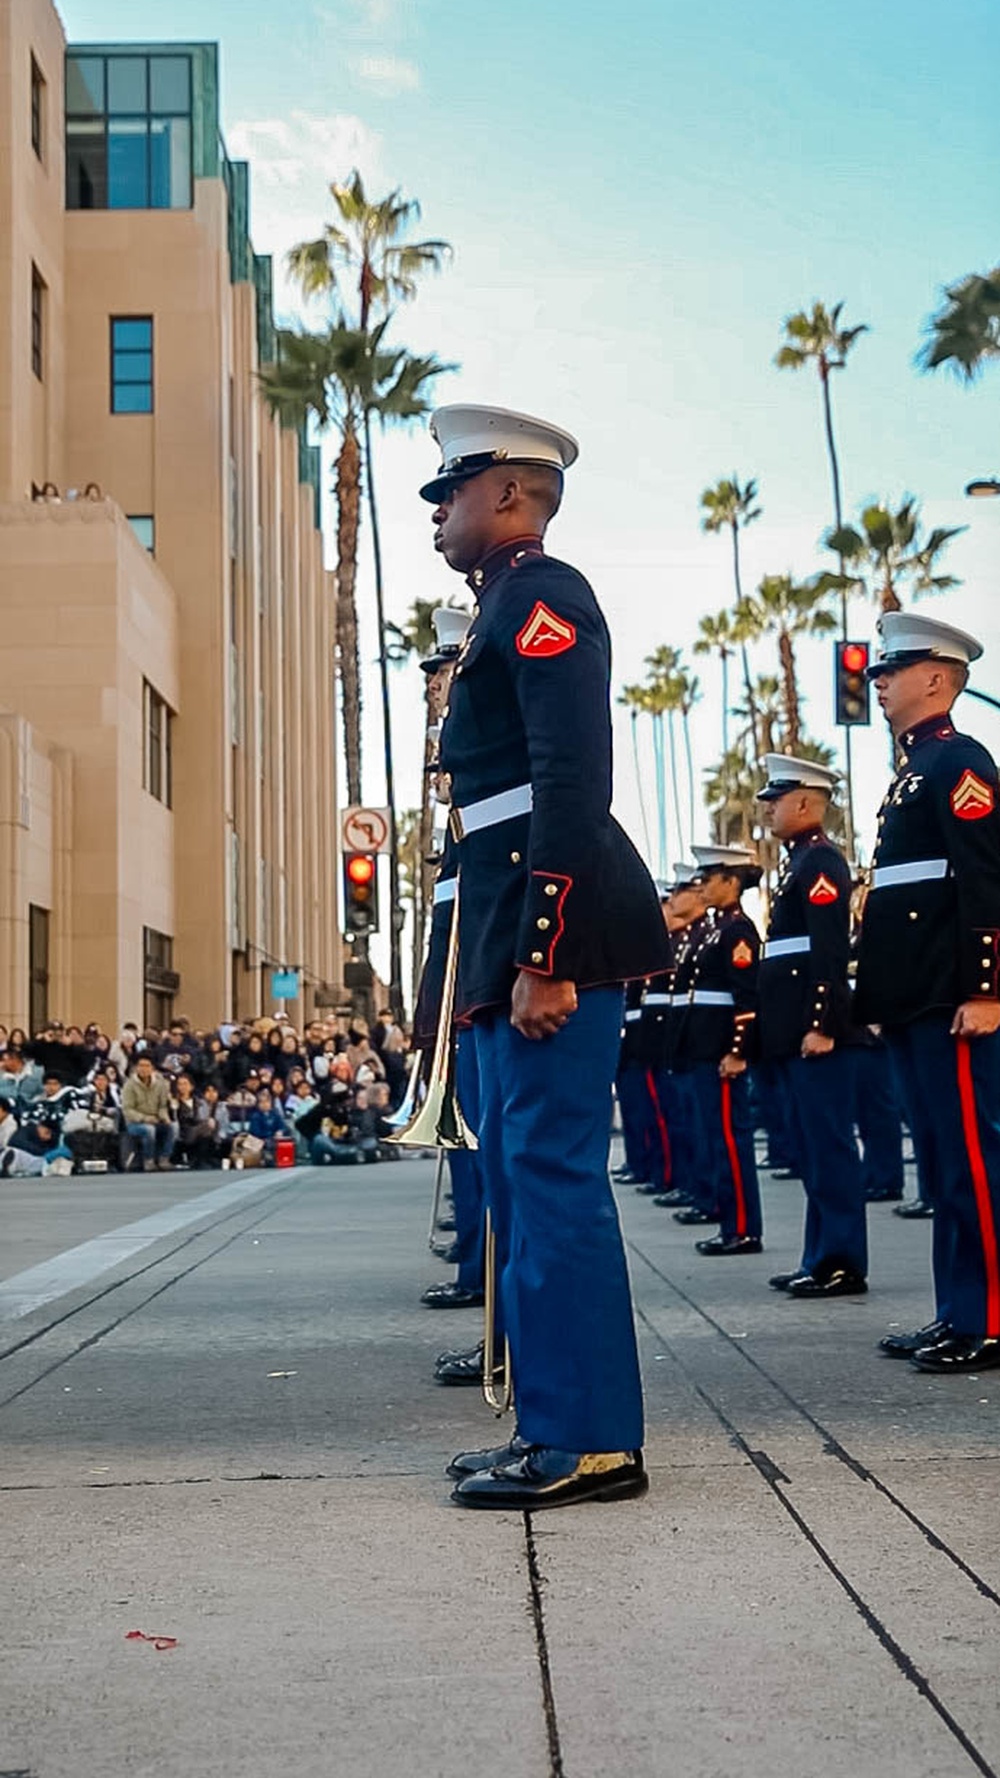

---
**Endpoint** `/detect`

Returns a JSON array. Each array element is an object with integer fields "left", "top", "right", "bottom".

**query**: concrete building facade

[{"left": 0, "top": 0, "right": 342, "bottom": 1031}]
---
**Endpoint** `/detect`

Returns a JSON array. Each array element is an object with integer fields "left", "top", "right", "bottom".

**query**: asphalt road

[{"left": 2, "top": 1151, "right": 999, "bottom": 1778}]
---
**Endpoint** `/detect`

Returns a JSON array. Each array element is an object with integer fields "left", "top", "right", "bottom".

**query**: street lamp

[{"left": 965, "top": 478, "right": 1000, "bottom": 498}]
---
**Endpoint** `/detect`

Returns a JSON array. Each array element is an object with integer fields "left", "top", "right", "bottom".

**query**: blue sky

[{"left": 62, "top": 0, "right": 1000, "bottom": 910}]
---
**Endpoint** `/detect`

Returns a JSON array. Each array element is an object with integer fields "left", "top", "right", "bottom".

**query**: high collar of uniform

[
  {"left": 899, "top": 713, "right": 956, "bottom": 755},
  {"left": 466, "top": 536, "right": 544, "bottom": 594},
  {"left": 788, "top": 826, "right": 827, "bottom": 851}
]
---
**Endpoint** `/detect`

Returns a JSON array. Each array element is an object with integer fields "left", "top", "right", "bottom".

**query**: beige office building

[{"left": 0, "top": 0, "right": 343, "bottom": 1032}]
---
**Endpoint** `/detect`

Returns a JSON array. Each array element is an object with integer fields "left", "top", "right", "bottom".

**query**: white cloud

[{"left": 350, "top": 54, "right": 420, "bottom": 95}]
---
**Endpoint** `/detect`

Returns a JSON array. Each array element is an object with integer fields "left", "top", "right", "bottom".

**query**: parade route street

[{"left": 2, "top": 1154, "right": 999, "bottom": 1778}]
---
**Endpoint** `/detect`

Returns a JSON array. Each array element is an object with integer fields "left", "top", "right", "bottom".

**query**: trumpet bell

[
  {"left": 384, "top": 1078, "right": 479, "bottom": 1151},
  {"left": 382, "top": 1049, "right": 424, "bottom": 1130}
]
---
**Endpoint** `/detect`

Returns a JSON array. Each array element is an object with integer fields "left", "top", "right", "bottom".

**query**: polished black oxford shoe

[
  {"left": 436, "top": 1213, "right": 457, "bottom": 1232},
  {"left": 696, "top": 1234, "right": 763, "bottom": 1256},
  {"left": 610, "top": 1166, "right": 639, "bottom": 1183},
  {"left": 652, "top": 1188, "right": 691, "bottom": 1207},
  {"left": 910, "top": 1335, "right": 1000, "bottom": 1373},
  {"left": 451, "top": 1446, "right": 648, "bottom": 1509},
  {"left": 879, "top": 1319, "right": 951, "bottom": 1358},
  {"left": 434, "top": 1343, "right": 486, "bottom": 1385},
  {"left": 420, "top": 1281, "right": 484, "bottom": 1309},
  {"left": 893, "top": 1199, "right": 933, "bottom": 1219},
  {"left": 633, "top": 1182, "right": 663, "bottom": 1195},
  {"left": 769, "top": 1168, "right": 801, "bottom": 1181},
  {"left": 769, "top": 1269, "right": 810, "bottom": 1291},
  {"left": 786, "top": 1269, "right": 868, "bottom": 1298},
  {"left": 672, "top": 1208, "right": 718, "bottom": 1225},
  {"left": 446, "top": 1433, "right": 533, "bottom": 1479}
]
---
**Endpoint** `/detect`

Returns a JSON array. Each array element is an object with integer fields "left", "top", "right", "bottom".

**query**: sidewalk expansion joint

[{"left": 524, "top": 1513, "right": 565, "bottom": 1778}]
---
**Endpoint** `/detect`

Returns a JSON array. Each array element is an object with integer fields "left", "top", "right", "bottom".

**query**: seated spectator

[
  {"left": 275, "top": 1031, "right": 308, "bottom": 1080},
  {"left": 2, "top": 1073, "right": 77, "bottom": 1176},
  {"left": 64, "top": 1070, "right": 122, "bottom": 1171},
  {"left": 7, "top": 1027, "right": 29, "bottom": 1060},
  {"left": 0, "top": 1049, "right": 43, "bottom": 1112},
  {"left": 285, "top": 1080, "right": 321, "bottom": 1160},
  {"left": 345, "top": 1021, "right": 385, "bottom": 1083},
  {"left": 172, "top": 1073, "right": 210, "bottom": 1169},
  {"left": 200, "top": 1082, "right": 233, "bottom": 1166},
  {"left": 351, "top": 1083, "right": 383, "bottom": 1163},
  {"left": 121, "top": 1055, "right": 177, "bottom": 1172},
  {"left": 310, "top": 1093, "right": 361, "bottom": 1166},
  {"left": 226, "top": 1072, "right": 261, "bottom": 1132},
  {"left": 380, "top": 1026, "right": 409, "bottom": 1108},
  {"left": 247, "top": 1089, "right": 288, "bottom": 1163},
  {"left": 156, "top": 1022, "right": 198, "bottom": 1081}
]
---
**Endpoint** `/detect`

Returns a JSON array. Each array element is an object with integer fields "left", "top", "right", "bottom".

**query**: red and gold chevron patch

[
  {"left": 515, "top": 602, "right": 577, "bottom": 658},
  {"left": 950, "top": 769, "right": 995, "bottom": 821},
  {"left": 808, "top": 874, "right": 839, "bottom": 906},
  {"left": 731, "top": 939, "right": 754, "bottom": 968}
]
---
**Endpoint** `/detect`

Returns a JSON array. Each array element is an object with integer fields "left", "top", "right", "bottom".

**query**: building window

[
  {"left": 65, "top": 52, "right": 192, "bottom": 211},
  {"left": 143, "top": 926, "right": 179, "bottom": 1030},
  {"left": 111, "top": 316, "right": 153, "bottom": 414},
  {"left": 143, "top": 680, "right": 173, "bottom": 807},
  {"left": 31, "top": 56, "right": 46, "bottom": 159},
  {"left": 31, "top": 265, "right": 45, "bottom": 380},
  {"left": 29, "top": 905, "right": 50, "bottom": 1035},
  {"left": 127, "top": 514, "right": 155, "bottom": 552}
]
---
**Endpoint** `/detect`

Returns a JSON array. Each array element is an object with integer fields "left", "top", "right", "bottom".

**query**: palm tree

[
  {"left": 919, "top": 268, "right": 1000, "bottom": 381},
  {"left": 734, "top": 674, "right": 783, "bottom": 758},
  {"left": 693, "top": 609, "right": 735, "bottom": 755},
  {"left": 618, "top": 684, "right": 654, "bottom": 865},
  {"left": 703, "top": 745, "right": 761, "bottom": 849},
  {"left": 740, "top": 576, "right": 838, "bottom": 753},
  {"left": 676, "top": 665, "right": 700, "bottom": 855},
  {"left": 819, "top": 498, "right": 965, "bottom": 613},
  {"left": 700, "top": 478, "right": 762, "bottom": 766},
  {"left": 285, "top": 171, "right": 452, "bottom": 1016},
  {"left": 645, "top": 646, "right": 687, "bottom": 867},
  {"left": 259, "top": 323, "right": 450, "bottom": 806}
]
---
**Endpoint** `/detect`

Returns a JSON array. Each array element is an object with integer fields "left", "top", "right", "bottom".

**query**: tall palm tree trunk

[
  {"left": 630, "top": 711, "right": 653, "bottom": 863},
  {"left": 666, "top": 709, "right": 684, "bottom": 861},
  {"left": 721, "top": 651, "right": 730, "bottom": 756},
  {"left": 652, "top": 714, "right": 667, "bottom": 878},
  {"left": 362, "top": 409, "right": 403, "bottom": 1019},
  {"left": 335, "top": 424, "right": 363, "bottom": 806},
  {"left": 682, "top": 708, "right": 696, "bottom": 856},
  {"left": 731, "top": 523, "right": 761, "bottom": 770},
  {"left": 778, "top": 630, "right": 802, "bottom": 753},
  {"left": 820, "top": 364, "right": 857, "bottom": 859}
]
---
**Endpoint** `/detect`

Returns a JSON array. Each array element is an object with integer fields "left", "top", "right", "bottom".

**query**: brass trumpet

[
  {"left": 382, "top": 1048, "right": 424, "bottom": 1131},
  {"left": 386, "top": 882, "right": 477, "bottom": 1151}
]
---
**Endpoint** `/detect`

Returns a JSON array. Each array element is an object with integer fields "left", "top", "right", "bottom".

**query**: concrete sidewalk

[{"left": 1, "top": 1155, "right": 998, "bottom": 1777}]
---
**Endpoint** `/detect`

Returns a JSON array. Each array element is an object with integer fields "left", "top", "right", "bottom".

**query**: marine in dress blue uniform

[
  {"left": 653, "top": 868, "right": 719, "bottom": 1220},
  {"left": 756, "top": 755, "right": 869, "bottom": 1297},
  {"left": 421, "top": 404, "right": 670, "bottom": 1508},
  {"left": 855, "top": 614, "right": 1000, "bottom": 1373},
  {"left": 614, "top": 882, "right": 674, "bottom": 1195},
  {"left": 680, "top": 844, "right": 764, "bottom": 1255}
]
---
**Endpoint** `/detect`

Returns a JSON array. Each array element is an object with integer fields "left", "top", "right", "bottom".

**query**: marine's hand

[
  {"left": 951, "top": 1000, "right": 1000, "bottom": 1039},
  {"left": 719, "top": 1053, "right": 747, "bottom": 1078},
  {"left": 511, "top": 973, "right": 578, "bottom": 1040},
  {"left": 800, "top": 1031, "right": 835, "bottom": 1058}
]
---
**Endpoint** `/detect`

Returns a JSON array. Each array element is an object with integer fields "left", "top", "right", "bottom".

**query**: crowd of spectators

[{"left": 0, "top": 1011, "right": 410, "bottom": 1178}]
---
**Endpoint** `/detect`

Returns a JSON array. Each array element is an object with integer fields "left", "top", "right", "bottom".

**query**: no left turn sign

[{"left": 342, "top": 806, "right": 391, "bottom": 853}]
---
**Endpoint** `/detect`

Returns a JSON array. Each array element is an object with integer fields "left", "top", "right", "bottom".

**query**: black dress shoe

[
  {"left": 435, "top": 1241, "right": 460, "bottom": 1265},
  {"left": 452, "top": 1446, "right": 648, "bottom": 1509},
  {"left": 673, "top": 1208, "right": 718, "bottom": 1225},
  {"left": 894, "top": 1199, "right": 933, "bottom": 1219},
  {"left": 786, "top": 1269, "right": 868, "bottom": 1298},
  {"left": 611, "top": 1167, "right": 639, "bottom": 1183},
  {"left": 652, "top": 1188, "right": 691, "bottom": 1207},
  {"left": 633, "top": 1182, "right": 663, "bottom": 1195},
  {"left": 446, "top": 1433, "right": 533, "bottom": 1479},
  {"left": 696, "top": 1234, "right": 763, "bottom": 1256},
  {"left": 866, "top": 1189, "right": 904, "bottom": 1203},
  {"left": 435, "top": 1214, "right": 457, "bottom": 1232},
  {"left": 769, "top": 1269, "right": 809, "bottom": 1291},
  {"left": 435, "top": 1343, "right": 486, "bottom": 1385},
  {"left": 770, "top": 1168, "right": 801, "bottom": 1181},
  {"left": 420, "top": 1281, "right": 484, "bottom": 1308},
  {"left": 879, "top": 1319, "right": 951, "bottom": 1358},
  {"left": 910, "top": 1335, "right": 1000, "bottom": 1373}
]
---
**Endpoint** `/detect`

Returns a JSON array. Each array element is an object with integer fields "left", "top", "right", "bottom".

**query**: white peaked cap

[
  {"left": 671, "top": 861, "right": 702, "bottom": 886},
  {"left": 757, "top": 754, "right": 839, "bottom": 801},
  {"left": 692, "top": 844, "right": 759, "bottom": 869},
  {"left": 870, "top": 610, "right": 983, "bottom": 673},
  {"left": 432, "top": 606, "right": 472, "bottom": 649},
  {"left": 420, "top": 404, "right": 579, "bottom": 502}
]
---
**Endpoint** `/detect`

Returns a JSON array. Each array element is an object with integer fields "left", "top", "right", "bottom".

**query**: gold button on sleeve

[
  {"left": 537, "top": 917, "right": 550, "bottom": 930},
  {"left": 531, "top": 951, "right": 544, "bottom": 964},
  {"left": 510, "top": 851, "right": 521, "bottom": 864},
  {"left": 544, "top": 883, "right": 559, "bottom": 897}
]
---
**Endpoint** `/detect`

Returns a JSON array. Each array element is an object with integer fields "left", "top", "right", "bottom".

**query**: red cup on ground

[{"left": 275, "top": 1136, "right": 296, "bottom": 1169}]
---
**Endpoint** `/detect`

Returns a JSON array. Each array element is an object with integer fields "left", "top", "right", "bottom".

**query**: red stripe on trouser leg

[
  {"left": 720, "top": 1076, "right": 747, "bottom": 1237},
  {"left": 955, "top": 1037, "right": 1000, "bottom": 1338},
  {"left": 644, "top": 1068, "right": 671, "bottom": 1187}
]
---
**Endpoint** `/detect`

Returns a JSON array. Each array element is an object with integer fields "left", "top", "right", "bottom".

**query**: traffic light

[
  {"left": 834, "top": 640, "right": 871, "bottom": 727},
  {"left": 342, "top": 851, "right": 379, "bottom": 936}
]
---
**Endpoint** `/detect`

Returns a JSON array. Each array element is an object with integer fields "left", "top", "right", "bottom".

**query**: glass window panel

[
  {"left": 150, "top": 56, "right": 190, "bottom": 113},
  {"left": 127, "top": 516, "right": 155, "bottom": 551},
  {"left": 149, "top": 115, "right": 191, "bottom": 208},
  {"left": 113, "top": 349, "right": 152, "bottom": 382},
  {"left": 113, "top": 383, "right": 153, "bottom": 415},
  {"left": 65, "top": 55, "right": 104, "bottom": 115},
  {"left": 112, "top": 318, "right": 152, "bottom": 349},
  {"left": 65, "top": 119, "right": 107, "bottom": 209},
  {"left": 108, "top": 118, "right": 148, "bottom": 207},
  {"left": 107, "top": 56, "right": 147, "bottom": 113}
]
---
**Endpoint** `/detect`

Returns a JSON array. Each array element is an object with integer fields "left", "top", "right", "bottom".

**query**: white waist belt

[
  {"left": 642, "top": 993, "right": 671, "bottom": 1007},
  {"left": 689, "top": 990, "right": 735, "bottom": 1008},
  {"left": 763, "top": 936, "right": 811, "bottom": 959},
  {"left": 433, "top": 878, "right": 457, "bottom": 906},
  {"left": 624, "top": 1009, "right": 642, "bottom": 1023},
  {"left": 870, "top": 858, "right": 950, "bottom": 890},
  {"left": 451, "top": 782, "right": 532, "bottom": 840}
]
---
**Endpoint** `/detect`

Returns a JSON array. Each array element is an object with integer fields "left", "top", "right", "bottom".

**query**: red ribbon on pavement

[{"left": 126, "top": 1630, "right": 179, "bottom": 1651}]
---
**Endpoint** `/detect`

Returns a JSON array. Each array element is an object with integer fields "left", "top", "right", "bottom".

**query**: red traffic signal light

[
  {"left": 834, "top": 640, "right": 871, "bottom": 727},
  {"left": 343, "top": 852, "right": 379, "bottom": 935}
]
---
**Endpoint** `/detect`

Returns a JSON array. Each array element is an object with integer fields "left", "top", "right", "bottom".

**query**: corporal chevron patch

[
  {"left": 731, "top": 939, "right": 754, "bottom": 968},
  {"left": 515, "top": 601, "right": 577, "bottom": 658},
  {"left": 808, "top": 873, "right": 839, "bottom": 905},
  {"left": 950, "top": 768, "right": 995, "bottom": 821}
]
